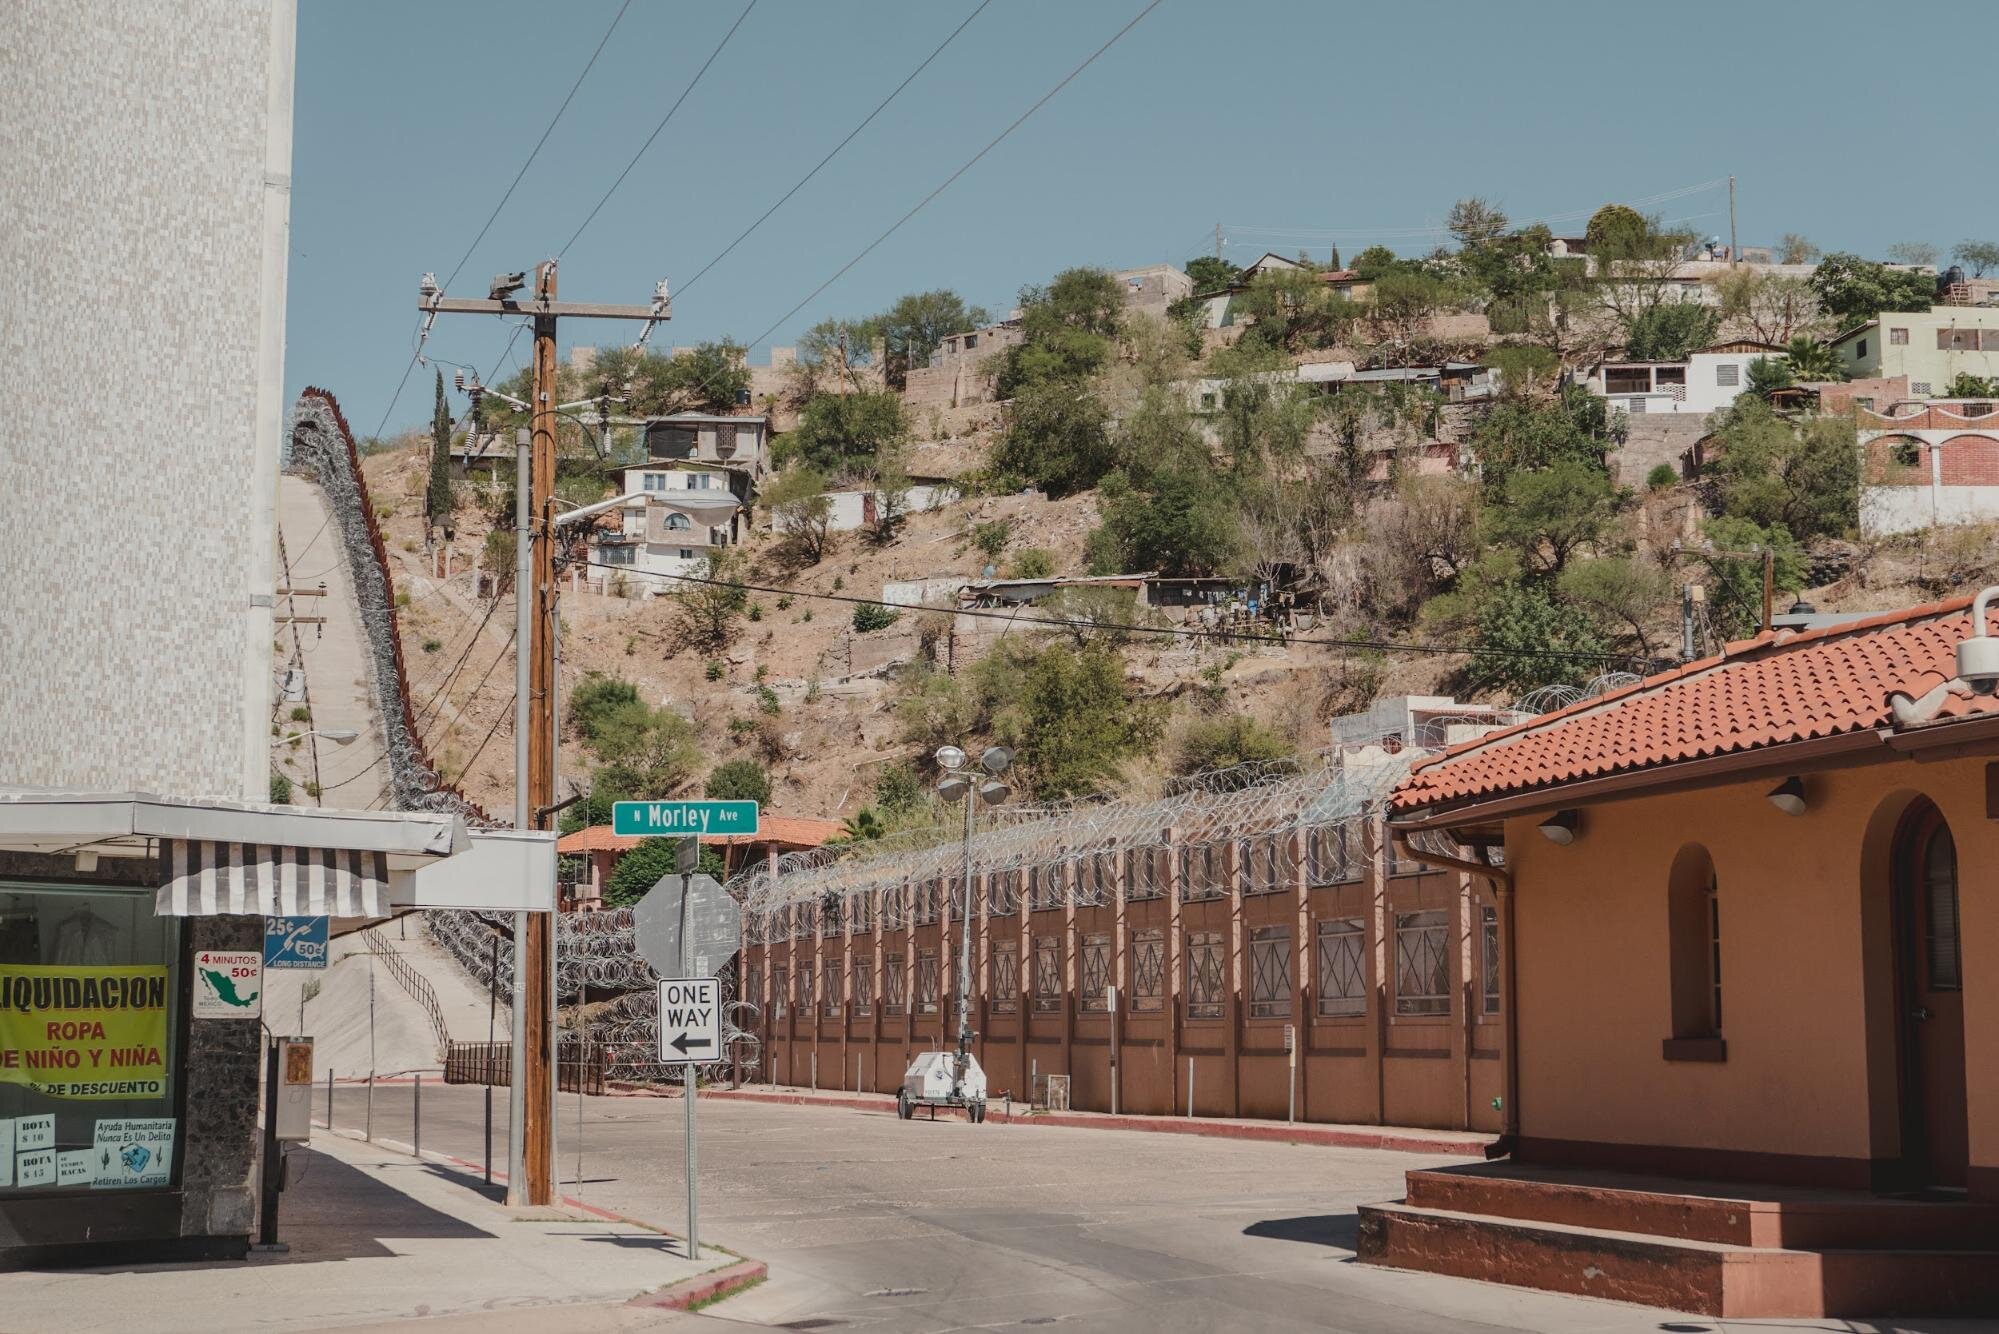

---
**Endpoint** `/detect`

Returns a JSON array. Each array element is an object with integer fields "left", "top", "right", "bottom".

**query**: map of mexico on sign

[
  {"left": 612, "top": 799, "right": 759, "bottom": 838},
  {"left": 657, "top": 977, "right": 720, "bottom": 1064},
  {"left": 192, "top": 950, "right": 262, "bottom": 1020}
]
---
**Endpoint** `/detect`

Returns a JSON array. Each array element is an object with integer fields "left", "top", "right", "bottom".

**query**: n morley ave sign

[
  {"left": 656, "top": 977, "right": 720, "bottom": 1064},
  {"left": 612, "top": 800, "right": 759, "bottom": 838}
]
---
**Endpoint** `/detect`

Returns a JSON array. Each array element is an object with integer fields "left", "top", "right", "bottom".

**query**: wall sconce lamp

[
  {"left": 1538, "top": 810, "right": 1579, "bottom": 845},
  {"left": 1767, "top": 776, "right": 1807, "bottom": 815}
]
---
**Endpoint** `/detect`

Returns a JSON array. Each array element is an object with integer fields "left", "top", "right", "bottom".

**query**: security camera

[
  {"left": 1960, "top": 586, "right": 1999, "bottom": 694},
  {"left": 490, "top": 271, "right": 528, "bottom": 301}
]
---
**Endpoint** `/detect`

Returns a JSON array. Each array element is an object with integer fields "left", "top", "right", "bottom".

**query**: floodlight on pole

[
  {"left": 979, "top": 745, "right": 1013, "bottom": 775},
  {"left": 934, "top": 744, "right": 967, "bottom": 772},
  {"left": 934, "top": 741, "right": 1011, "bottom": 1112}
]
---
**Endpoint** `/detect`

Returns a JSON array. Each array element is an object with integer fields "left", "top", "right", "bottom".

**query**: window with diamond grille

[
  {"left": 1248, "top": 926, "right": 1291, "bottom": 1017},
  {"left": 1238, "top": 835, "right": 1283, "bottom": 896},
  {"left": 821, "top": 891, "right": 843, "bottom": 937},
  {"left": 1179, "top": 843, "right": 1225, "bottom": 900},
  {"left": 1315, "top": 918, "right": 1366, "bottom": 1016},
  {"left": 1306, "top": 824, "right": 1354, "bottom": 885},
  {"left": 743, "top": 964, "right": 762, "bottom": 1009},
  {"left": 798, "top": 964, "right": 815, "bottom": 1012},
  {"left": 1124, "top": 847, "right": 1162, "bottom": 900},
  {"left": 1386, "top": 837, "right": 1425, "bottom": 879},
  {"left": 1073, "top": 855, "right": 1095, "bottom": 902},
  {"left": 1032, "top": 935, "right": 1062, "bottom": 1011},
  {"left": 855, "top": 890, "right": 876, "bottom": 933},
  {"left": 883, "top": 953, "right": 905, "bottom": 1015},
  {"left": 1130, "top": 928, "right": 1164, "bottom": 1011},
  {"left": 796, "top": 900, "right": 817, "bottom": 940},
  {"left": 917, "top": 948, "right": 940, "bottom": 1013},
  {"left": 915, "top": 879, "right": 939, "bottom": 925},
  {"left": 772, "top": 966, "right": 788, "bottom": 1018},
  {"left": 1394, "top": 910, "right": 1450, "bottom": 1015},
  {"left": 1481, "top": 906, "right": 1501, "bottom": 1014},
  {"left": 853, "top": 956, "right": 874, "bottom": 1015},
  {"left": 823, "top": 963, "right": 842, "bottom": 1016},
  {"left": 1185, "top": 930, "right": 1225, "bottom": 1018},
  {"left": 1081, "top": 935, "right": 1112, "bottom": 1011},
  {"left": 990, "top": 942, "right": 1019, "bottom": 1013},
  {"left": 987, "top": 869, "right": 1019, "bottom": 916}
]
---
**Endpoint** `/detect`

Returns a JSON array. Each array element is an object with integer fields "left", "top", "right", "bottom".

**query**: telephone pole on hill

[{"left": 421, "top": 263, "right": 668, "bottom": 1205}]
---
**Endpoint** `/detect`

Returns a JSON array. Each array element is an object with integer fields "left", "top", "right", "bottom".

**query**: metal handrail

[{"left": 362, "top": 926, "right": 453, "bottom": 1060}]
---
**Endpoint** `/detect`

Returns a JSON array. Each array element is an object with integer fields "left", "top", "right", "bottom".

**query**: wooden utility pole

[
  {"left": 1727, "top": 175, "right": 1738, "bottom": 267},
  {"left": 421, "top": 265, "right": 667, "bottom": 1206}
]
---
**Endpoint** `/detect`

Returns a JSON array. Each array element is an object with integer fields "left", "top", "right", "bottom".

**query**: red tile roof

[
  {"left": 555, "top": 815, "right": 844, "bottom": 856},
  {"left": 1391, "top": 595, "right": 1999, "bottom": 815}
]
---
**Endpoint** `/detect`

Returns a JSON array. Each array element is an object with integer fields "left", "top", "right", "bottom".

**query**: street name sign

[
  {"left": 657, "top": 977, "right": 720, "bottom": 1064},
  {"left": 632, "top": 873, "right": 740, "bottom": 980},
  {"left": 612, "top": 799, "right": 759, "bottom": 838}
]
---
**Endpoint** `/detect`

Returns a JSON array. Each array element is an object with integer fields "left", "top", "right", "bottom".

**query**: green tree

[
  {"left": 879, "top": 289, "right": 987, "bottom": 386},
  {"left": 1783, "top": 336, "right": 1842, "bottom": 383},
  {"left": 971, "top": 519, "right": 1012, "bottom": 563},
  {"left": 1809, "top": 253, "right": 1936, "bottom": 325},
  {"left": 1349, "top": 245, "right": 1408, "bottom": 280},
  {"left": 673, "top": 549, "right": 749, "bottom": 653},
  {"left": 1184, "top": 255, "right": 1241, "bottom": 293},
  {"left": 1946, "top": 372, "right": 1999, "bottom": 397},
  {"left": 1558, "top": 555, "right": 1671, "bottom": 657},
  {"left": 1005, "top": 548, "right": 1055, "bottom": 579},
  {"left": 705, "top": 758, "right": 771, "bottom": 806},
  {"left": 590, "top": 702, "right": 702, "bottom": 802},
  {"left": 1088, "top": 456, "right": 1237, "bottom": 577},
  {"left": 1229, "top": 268, "right": 1360, "bottom": 353},
  {"left": 992, "top": 379, "right": 1115, "bottom": 495},
  {"left": 874, "top": 762, "right": 923, "bottom": 813},
  {"left": 1170, "top": 713, "right": 1295, "bottom": 777},
  {"left": 1952, "top": 240, "right": 1999, "bottom": 278},
  {"left": 995, "top": 267, "right": 1124, "bottom": 396},
  {"left": 604, "top": 838, "right": 725, "bottom": 907},
  {"left": 1585, "top": 203, "right": 1648, "bottom": 255},
  {"left": 852, "top": 601, "right": 900, "bottom": 632},
  {"left": 1700, "top": 516, "right": 1807, "bottom": 639},
  {"left": 1466, "top": 386, "right": 1619, "bottom": 487},
  {"left": 568, "top": 673, "right": 642, "bottom": 747},
  {"left": 1778, "top": 233, "right": 1821, "bottom": 265},
  {"left": 1703, "top": 397, "right": 1857, "bottom": 540},
  {"left": 1485, "top": 460, "right": 1618, "bottom": 576},
  {"left": 987, "top": 641, "right": 1154, "bottom": 799},
  {"left": 761, "top": 464, "right": 832, "bottom": 563},
  {"left": 1466, "top": 582, "right": 1610, "bottom": 693},
  {"left": 788, "top": 390, "right": 907, "bottom": 475},
  {"left": 1745, "top": 355, "right": 1795, "bottom": 400},
  {"left": 1622, "top": 302, "right": 1719, "bottom": 360},
  {"left": 427, "top": 369, "right": 456, "bottom": 528}
]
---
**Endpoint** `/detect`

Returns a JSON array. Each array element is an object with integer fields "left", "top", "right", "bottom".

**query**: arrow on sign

[{"left": 670, "top": 1032, "right": 714, "bottom": 1055}]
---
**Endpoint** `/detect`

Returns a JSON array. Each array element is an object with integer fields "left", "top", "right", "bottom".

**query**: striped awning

[{"left": 155, "top": 840, "right": 388, "bottom": 918}]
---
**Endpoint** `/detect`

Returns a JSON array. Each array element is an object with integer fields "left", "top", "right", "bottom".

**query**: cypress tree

[{"left": 426, "top": 369, "right": 455, "bottom": 527}]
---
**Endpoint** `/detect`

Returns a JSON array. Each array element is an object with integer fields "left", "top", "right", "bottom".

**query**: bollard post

[
  {"left": 325, "top": 1068, "right": 333, "bottom": 1130},
  {"left": 811, "top": 1051, "right": 817, "bottom": 1092},
  {"left": 414, "top": 1073, "right": 422, "bottom": 1160},
  {"left": 366, "top": 1070, "right": 375, "bottom": 1141},
  {"left": 1186, "top": 1057, "right": 1194, "bottom": 1119}
]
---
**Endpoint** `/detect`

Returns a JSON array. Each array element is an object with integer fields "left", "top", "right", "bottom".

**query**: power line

[
  {"left": 746, "top": 0, "right": 1164, "bottom": 349},
  {"left": 560, "top": 0, "right": 758, "bottom": 257},
  {"left": 569, "top": 556, "right": 1651, "bottom": 669},
  {"left": 675, "top": 0, "right": 994, "bottom": 300}
]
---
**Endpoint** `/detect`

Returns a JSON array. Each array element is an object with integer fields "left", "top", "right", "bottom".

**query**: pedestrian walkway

[
  {"left": 695, "top": 1083, "right": 1497, "bottom": 1155},
  {"left": 0, "top": 1129, "right": 742, "bottom": 1334}
]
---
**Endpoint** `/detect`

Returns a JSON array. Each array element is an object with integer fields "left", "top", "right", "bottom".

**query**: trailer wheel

[
  {"left": 970, "top": 1100, "right": 986, "bottom": 1124},
  {"left": 897, "top": 1089, "right": 913, "bottom": 1120}
]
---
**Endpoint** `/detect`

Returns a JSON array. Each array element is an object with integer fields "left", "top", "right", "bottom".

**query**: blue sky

[{"left": 288, "top": 0, "right": 1995, "bottom": 439}]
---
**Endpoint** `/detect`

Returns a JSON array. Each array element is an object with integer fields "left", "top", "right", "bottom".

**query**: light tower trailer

[{"left": 896, "top": 1050, "right": 989, "bottom": 1123}]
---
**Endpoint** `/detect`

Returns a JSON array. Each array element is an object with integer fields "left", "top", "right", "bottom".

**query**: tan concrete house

[{"left": 1365, "top": 595, "right": 1999, "bottom": 1316}]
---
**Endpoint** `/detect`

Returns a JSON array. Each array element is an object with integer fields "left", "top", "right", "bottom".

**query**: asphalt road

[{"left": 328, "top": 1084, "right": 1749, "bottom": 1334}]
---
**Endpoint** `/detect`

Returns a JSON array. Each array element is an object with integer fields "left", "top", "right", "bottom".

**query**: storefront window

[{"left": 0, "top": 886, "right": 181, "bottom": 1196}]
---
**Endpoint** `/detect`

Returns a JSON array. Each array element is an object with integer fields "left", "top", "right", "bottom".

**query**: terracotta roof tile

[{"left": 1391, "top": 595, "right": 1999, "bottom": 814}]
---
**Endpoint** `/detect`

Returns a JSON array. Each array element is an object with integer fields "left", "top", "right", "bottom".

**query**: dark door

[{"left": 1898, "top": 808, "right": 1969, "bottom": 1188}]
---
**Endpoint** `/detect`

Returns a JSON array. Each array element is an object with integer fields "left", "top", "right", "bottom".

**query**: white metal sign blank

[{"left": 656, "top": 977, "right": 721, "bottom": 1065}]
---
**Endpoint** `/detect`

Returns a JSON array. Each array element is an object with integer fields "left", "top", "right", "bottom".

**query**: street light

[
  {"left": 935, "top": 741, "right": 1012, "bottom": 1107},
  {"left": 273, "top": 728, "right": 360, "bottom": 746}
]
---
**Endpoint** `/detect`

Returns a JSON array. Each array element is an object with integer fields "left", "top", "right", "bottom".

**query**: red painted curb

[
  {"left": 698, "top": 1087, "right": 1491, "bottom": 1156},
  {"left": 628, "top": 1258, "right": 768, "bottom": 1311}
]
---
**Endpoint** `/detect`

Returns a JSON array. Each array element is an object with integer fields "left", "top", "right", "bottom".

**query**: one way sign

[{"left": 657, "top": 976, "right": 721, "bottom": 1065}]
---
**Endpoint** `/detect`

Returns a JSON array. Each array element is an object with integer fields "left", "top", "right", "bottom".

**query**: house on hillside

[
  {"left": 1112, "top": 263, "right": 1195, "bottom": 319},
  {"left": 588, "top": 413, "right": 770, "bottom": 590},
  {"left": 1855, "top": 397, "right": 1999, "bottom": 534},
  {"left": 903, "top": 319, "right": 1023, "bottom": 410},
  {"left": 1367, "top": 596, "right": 1999, "bottom": 1316},
  {"left": 1581, "top": 340, "right": 1785, "bottom": 416},
  {"left": 1833, "top": 306, "right": 1999, "bottom": 397}
]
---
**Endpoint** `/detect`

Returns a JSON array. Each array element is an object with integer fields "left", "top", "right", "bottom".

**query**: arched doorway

[{"left": 1893, "top": 801, "right": 1969, "bottom": 1189}]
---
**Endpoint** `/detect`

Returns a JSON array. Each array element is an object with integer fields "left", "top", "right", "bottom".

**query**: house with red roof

[
  {"left": 1363, "top": 593, "right": 1999, "bottom": 1317},
  {"left": 556, "top": 815, "right": 842, "bottom": 911}
]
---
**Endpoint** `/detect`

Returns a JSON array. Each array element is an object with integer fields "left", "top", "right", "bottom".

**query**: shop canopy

[{"left": 0, "top": 791, "right": 553, "bottom": 917}]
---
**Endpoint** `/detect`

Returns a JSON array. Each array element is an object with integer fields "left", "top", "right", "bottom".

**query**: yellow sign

[{"left": 0, "top": 966, "right": 170, "bottom": 1100}]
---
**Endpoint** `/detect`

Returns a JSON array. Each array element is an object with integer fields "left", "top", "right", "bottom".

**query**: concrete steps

[{"left": 1357, "top": 1167, "right": 1999, "bottom": 1317}]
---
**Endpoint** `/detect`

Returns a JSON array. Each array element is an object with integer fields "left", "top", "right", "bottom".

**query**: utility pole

[
  {"left": 1727, "top": 175, "right": 1738, "bottom": 267},
  {"left": 422, "top": 266, "right": 668, "bottom": 1206},
  {"left": 1214, "top": 222, "right": 1223, "bottom": 261}
]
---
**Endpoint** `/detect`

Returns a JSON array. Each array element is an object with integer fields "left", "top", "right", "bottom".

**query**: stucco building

[
  {"left": 1365, "top": 597, "right": 1999, "bottom": 1316},
  {"left": 1833, "top": 306, "right": 1999, "bottom": 396}
]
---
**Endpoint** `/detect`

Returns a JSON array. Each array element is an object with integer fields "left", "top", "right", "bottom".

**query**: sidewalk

[
  {"left": 0, "top": 1129, "right": 750, "bottom": 1334},
  {"left": 694, "top": 1083, "right": 1497, "bottom": 1155}
]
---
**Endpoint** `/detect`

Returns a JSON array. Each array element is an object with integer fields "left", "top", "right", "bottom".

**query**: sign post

[{"left": 657, "top": 975, "right": 719, "bottom": 1262}]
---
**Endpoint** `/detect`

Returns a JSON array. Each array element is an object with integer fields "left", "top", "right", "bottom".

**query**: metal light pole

[{"left": 933, "top": 744, "right": 1012, "bottom": 1103}]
